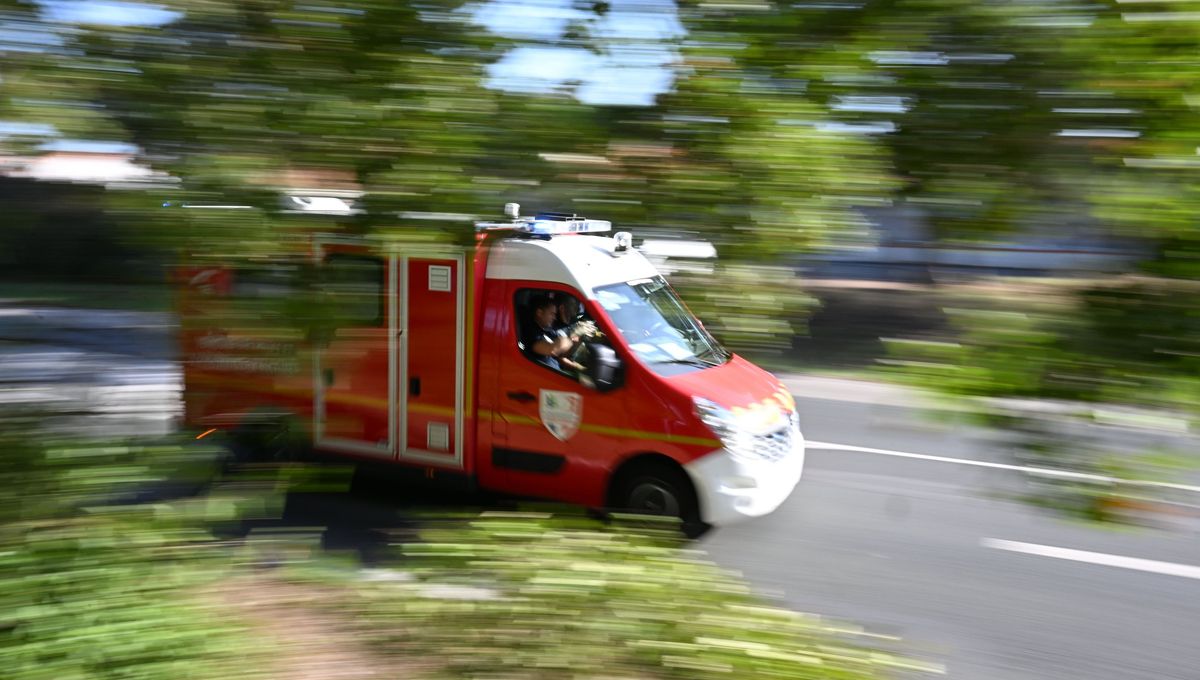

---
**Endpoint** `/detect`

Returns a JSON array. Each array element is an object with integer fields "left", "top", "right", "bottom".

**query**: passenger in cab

[{"left": 554, "top": 295, "right": 580, "bottom": 332}]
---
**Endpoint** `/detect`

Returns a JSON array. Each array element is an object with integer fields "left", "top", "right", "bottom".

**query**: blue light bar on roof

[
  {"left": 523, "top": 218, "right": 612, "bottom": 235},
  {"left": 474, "top": 205, "right": 613, "bottom": 235}
]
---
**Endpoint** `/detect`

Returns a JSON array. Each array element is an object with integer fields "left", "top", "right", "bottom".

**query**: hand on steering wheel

[
  {"left": 569, "top": 338, "right": 589, "bottom": 363},
  {"left": 571, "top": 319, "right": 598, "bottom": 339}
]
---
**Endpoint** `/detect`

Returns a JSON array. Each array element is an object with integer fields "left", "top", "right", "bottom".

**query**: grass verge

[{"left": 1, "top": 416, "right": 933, "bottom": 680}]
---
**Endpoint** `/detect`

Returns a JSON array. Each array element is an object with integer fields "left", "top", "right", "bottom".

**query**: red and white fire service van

[{"left": 178, "top": 204, "right": 805, "bottom": 529}]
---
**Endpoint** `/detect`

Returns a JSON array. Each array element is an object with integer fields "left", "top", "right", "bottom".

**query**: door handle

[{"left": 506, "top": 390, "right": 536, "bottom": 403}]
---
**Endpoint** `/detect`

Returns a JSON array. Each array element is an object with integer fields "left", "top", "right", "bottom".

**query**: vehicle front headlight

[{"left": 693, "top": 397, "right": 756, "bottom": 460}]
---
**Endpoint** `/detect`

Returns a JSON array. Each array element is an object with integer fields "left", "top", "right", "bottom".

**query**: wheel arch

[
  {"left": 606, "top": 451, "right": 697, "bottom": 510},
  {"left": 223, "top": 405, "right": 313, "bottom": 462}
]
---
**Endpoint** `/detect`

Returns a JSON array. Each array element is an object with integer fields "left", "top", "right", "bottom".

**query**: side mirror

[{"left": 587, "top": 343, "right": 624, "bottom": 393}]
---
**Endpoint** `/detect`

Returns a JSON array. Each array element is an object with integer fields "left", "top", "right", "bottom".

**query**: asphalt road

[
  {"left": 702, "top": 381, "right": 1200, "bottom": 680},
  {"left": 4, "top": 307, "right": 1200, "bottom": 679}
]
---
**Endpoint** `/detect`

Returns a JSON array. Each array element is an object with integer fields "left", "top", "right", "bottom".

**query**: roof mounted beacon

[{"left": 477, "top": 203, "right": 612, "bottom": 236}]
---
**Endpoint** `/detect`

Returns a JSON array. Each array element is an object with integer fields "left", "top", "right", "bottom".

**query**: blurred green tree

[
  {"left": 62, "top": 1, "right": 893, "bottom": 256},
  {"left": 1, "top": 0, "right": 1197, "bottom": 384}
]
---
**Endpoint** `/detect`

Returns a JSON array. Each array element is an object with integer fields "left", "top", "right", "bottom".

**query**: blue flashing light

[
  {"left": 524, "top": 218, "right": 612, "bottom": 236},
  {"left": 474, "top": 206, "right": 613, "bottom": 235}
]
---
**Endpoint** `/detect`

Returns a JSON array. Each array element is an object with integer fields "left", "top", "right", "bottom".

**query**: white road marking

[
  {"left": 806, "top": 440, "right": 1200, "bottom": 494},
  {"left": 982, "top": 539, "right": 1200, "bottom": 580}
]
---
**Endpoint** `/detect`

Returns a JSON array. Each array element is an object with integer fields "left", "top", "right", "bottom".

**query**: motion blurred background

[
  {"left": 4, "top": 0, "right": 1197, "bottom": 385},
  {"left": 4, "top": 0, "right": 1197, "bottom": 486},
  {"left": 1, "top": 1, "right": 1198, "bottom": 678}
]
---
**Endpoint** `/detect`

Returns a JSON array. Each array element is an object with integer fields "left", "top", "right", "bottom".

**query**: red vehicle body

[{"left": 178, "top": 210, "right": 804, "bottom": 527}]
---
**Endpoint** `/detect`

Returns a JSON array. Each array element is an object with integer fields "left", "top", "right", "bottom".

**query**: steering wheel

[{"left": 568, "top": 337, "right": 591, "bottom": 366}]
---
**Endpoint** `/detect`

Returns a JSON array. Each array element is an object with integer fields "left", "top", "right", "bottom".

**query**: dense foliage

[
  {"left": 299, "top": 512, "right": 934, "bottom": 679},
  {"left": 0, "top": 0, "right": 1197, "bottom": 410},
  {"left": 0, "top": 413, "right": 920, "bottom": 679},
  {"left": 0, "top": 418, "right": 264, "bottom": 680}
]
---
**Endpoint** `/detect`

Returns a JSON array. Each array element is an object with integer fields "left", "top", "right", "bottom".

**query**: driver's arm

[{"left": 531, "top": 333, "right": 573, "bottom": 358}]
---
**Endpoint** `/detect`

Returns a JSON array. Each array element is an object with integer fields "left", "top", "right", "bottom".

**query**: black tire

[
  {"left": 613, "top": 462, "right": 710, "bottom": 539},
  {"left": 229, "top": 415, "right": 310, "bottom": 465}
]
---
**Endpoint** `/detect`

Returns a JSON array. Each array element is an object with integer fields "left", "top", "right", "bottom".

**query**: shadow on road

[{"left": 203, "top": 462, "right": 566, "bottom": 567}]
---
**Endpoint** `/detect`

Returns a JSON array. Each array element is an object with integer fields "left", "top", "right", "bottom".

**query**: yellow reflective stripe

[
  {"left": 191, "top": 371, "right": 455, "bottom": 415},
  {"left": 327, "top": 396, "right": 457, "bottom": 417},
  {"left": 579, "top": 423, "right": 721, "bottom": 448},
  {"left": 497, "top": 413, "right": 540, "bottom": 426},
  {"left": 327, "top": 393, "right": 388, "bottom": 410},
  {"left": 190, "top": 371, "right": 718, "bottom": 448},
  {"left": 409, "top": 403, "right": 457, "bottom": 417},
  {"left": 187, "top": 371, "right": 310, "bottom": 400},
  {"left": 492, "top": 411, "right": 720, "bottom": 448}
]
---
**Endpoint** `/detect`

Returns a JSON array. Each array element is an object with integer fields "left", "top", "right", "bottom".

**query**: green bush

[
  {"left": 0, "top": 421, "right": 269, "bottom": 680},
  {"left": 291, "top": 512, "right": 931, "bottom": 680},
  {"left": 0, "top": 415, "right": 924, "bottom": 680}
]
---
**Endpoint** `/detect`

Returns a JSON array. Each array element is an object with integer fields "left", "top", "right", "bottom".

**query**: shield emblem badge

[{"left": 539, "top": 390, "right": 583, "bottom": 441}]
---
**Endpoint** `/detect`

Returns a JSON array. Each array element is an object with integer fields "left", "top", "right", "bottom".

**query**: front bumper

[{"left": 684, "top": 424, "right": 805, "bottom": 526}]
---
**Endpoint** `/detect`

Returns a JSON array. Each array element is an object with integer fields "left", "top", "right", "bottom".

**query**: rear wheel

[
  {"left": 613, "top": 462, "right": 710, "bottom": 539},
  {"left": 229, "top": 414, "right": 310, "bottom": 465}
]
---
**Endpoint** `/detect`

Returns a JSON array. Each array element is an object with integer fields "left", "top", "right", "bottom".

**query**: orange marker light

[{"left": 195, "top": 428, "right": 218, "bottom": 440}]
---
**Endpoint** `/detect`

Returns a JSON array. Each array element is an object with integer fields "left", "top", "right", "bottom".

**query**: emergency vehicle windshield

[{"left": 595, "top": 276, "right": 730, "bottom": 375}]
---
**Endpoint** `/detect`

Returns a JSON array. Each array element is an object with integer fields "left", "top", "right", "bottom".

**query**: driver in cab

[{"left": 525, "top": 295, "right": 594, "bottom": 373}]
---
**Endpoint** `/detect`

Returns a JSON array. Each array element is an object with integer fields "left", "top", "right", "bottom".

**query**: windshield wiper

[
  {"left": 694, "top": 346, "right": 728, "bottom": 364},
  {"left": 653, "top": 358, "right": 717, "bottom": 368}
]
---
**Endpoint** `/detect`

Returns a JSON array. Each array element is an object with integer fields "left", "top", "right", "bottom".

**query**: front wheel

[{"left": 613, "top": 463, "right": 710, "bottom": 539}]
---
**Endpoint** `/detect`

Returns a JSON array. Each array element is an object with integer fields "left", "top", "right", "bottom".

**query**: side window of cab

[{"left": 513, "top": 288, "right": 621, "bottom": 391}]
